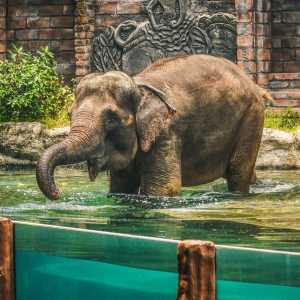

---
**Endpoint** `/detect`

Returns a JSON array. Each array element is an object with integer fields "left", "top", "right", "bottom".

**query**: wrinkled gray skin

[{"left": 36, "top": 54, "right": 265, "bottom": 200}]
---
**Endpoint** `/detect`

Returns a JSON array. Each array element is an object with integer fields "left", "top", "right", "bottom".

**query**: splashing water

[{"left": 1, "top": 169, "right": 300, "bottom": 252}]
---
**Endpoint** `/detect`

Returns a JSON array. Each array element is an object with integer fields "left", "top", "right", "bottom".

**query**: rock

[
  {"left": 256, "top": 128, "right": 296, "bottom": 169},
  {"left": 0, "top": 122, "right": 44, "bottom": 161},
  {"left": 294, "top": 130, "right": 300, "bottom": 150},
  {"left": 1, "top": 122, "right": 300, "bottom": 170},
  {"left": 259, "top": 128, "right": 293, "bottom": 151},
  {"left": 0, "top": 122, "right": 69, "bottom": 166},
  {"left": 0, "top": 153, "right": 35, "bottom": 168},
  {"left": 42, "top": 126, "right": 70, "bottom": 148}
]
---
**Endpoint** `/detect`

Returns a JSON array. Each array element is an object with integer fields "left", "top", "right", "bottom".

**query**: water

[
  {"left": 15, "top": 251, "right": 300, "bottom": 300},
  {"left": 1, "top": 169, "right": 300, "bottom": 251},
  {"left": 15, "top": 251, "right": 178, "bottom": 300}
]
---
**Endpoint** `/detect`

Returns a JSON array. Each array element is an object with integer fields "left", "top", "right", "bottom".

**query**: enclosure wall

[
  {"left": 5, "top": 0, "right": 76, "bottom": 86},
  {"left": 1, "top": 0, "right": 300, "bottom": 108}
]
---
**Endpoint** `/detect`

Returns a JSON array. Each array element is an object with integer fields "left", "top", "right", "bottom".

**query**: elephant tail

[{"left": 256, "top": 84, "right": 274, "bottom": 109}]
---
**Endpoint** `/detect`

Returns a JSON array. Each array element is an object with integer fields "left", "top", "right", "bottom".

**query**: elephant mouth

[{"left": 87, "top": 158, "right": 105, "bottom": 181}]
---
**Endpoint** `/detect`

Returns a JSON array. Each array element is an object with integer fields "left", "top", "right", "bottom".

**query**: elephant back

[{"left": 134, "top": 54, "right": 263, "bottom": 113}]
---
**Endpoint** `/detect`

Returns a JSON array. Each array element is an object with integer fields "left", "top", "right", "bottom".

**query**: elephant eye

[{"left": 104, "top": 119, "right": 119, "bottom": 131}]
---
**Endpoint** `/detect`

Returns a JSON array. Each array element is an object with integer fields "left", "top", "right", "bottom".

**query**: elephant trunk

[
  {"left": 36, "top": 132, "right": 97, "bottom": 200},
  {"left": 36, "top": 142, "right": 66, "bottom": 200}
]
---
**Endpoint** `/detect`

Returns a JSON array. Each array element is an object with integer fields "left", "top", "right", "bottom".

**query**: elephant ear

[{"left": 136, "top": 84, "right": 176, "bottom": 152}]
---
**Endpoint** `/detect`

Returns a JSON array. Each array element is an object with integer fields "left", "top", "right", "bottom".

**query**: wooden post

[
  {"left": 176, "top": 240, "right": 216, "bottom": 300},
  {"left": 0, "top": 218, "right": 15, "bottom": 300}
]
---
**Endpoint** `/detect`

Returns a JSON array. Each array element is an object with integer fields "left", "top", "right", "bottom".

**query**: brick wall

[
  {"left": 94, "top": 0, "right": 148, "bottom": 36},
  {"left": 0, "top": 0, "right": 6, "bottom": 61},
  {"left": 75, "top": 0, "right": 95, "bottom": 83},
  {"left": 1, "top": 0, "right": 299, "bottom": 108},
  {"left": 235, "top": 0, "right": 257, "bottom": 82},
  {"left": 269, "top": 0, "right": 300, "bottom": 109},
  {"left": 235, "top": 0, "right": 272, "bottom": 87},
  {"left": 235, "top": 0, "right": 300, "bottom": 110},
  {"left": 6, "top": 0, "right": 76, "bottom": 86}
]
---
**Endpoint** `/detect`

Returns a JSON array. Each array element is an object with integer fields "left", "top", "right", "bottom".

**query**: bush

[
  {"left": 264, "top": 106, "right": 300, "bottom": 133},
  {"left": 0, "top": 44, "right": 74, "bottom": 122}
]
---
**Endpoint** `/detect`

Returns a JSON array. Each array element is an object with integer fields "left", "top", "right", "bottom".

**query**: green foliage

[
  {"left": 0, "top": 44, "right": 74, "bottom": 123},
  {"left": 39, "top": 91, "right": 74, "bottom": 128},
  {"left": 264, "top": 106, "right": 300, "bottom": 133}
]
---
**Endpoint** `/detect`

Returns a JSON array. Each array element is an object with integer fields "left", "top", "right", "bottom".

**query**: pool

[
  {"left": 1, "top": 169, "right": 300, "bottom": 252},
  {"left": 1, "top": 169, "right": 300, "bottom": 299}
]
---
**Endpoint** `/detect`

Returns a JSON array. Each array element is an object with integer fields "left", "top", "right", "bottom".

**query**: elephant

[{"left": 36, "top": 54, "right": 265, "bottom": 200}]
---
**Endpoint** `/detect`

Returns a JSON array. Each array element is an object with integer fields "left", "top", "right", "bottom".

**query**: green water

[
  {"left": 15, "top": 251, "right": 300, "bottom": 300},
  {"left": 1, "top": 169, "right": 300, "bottom": 251}
]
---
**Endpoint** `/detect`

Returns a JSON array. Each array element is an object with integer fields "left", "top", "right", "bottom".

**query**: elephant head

[{"left": 36, "top": 71, "right": 176, "bottom": 200}]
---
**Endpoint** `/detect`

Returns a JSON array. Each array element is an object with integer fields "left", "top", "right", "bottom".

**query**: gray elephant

[{"left": 36, "top": 54, "right": 265, "bottom": 200}]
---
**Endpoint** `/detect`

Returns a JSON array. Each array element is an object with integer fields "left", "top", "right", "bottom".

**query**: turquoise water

[
  {"left": 15, "top": 251, "right": 300, "bottom": 300},
  {"left": 1, "top": 169, "right": 300, "bottom": 252},
  {"left": 16, "top": 251, "right": 177, "bottom": 300}
]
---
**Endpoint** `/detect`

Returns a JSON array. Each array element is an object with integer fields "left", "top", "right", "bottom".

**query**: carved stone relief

[{"left": 90, "top": 0, "right": 236, "bottom": 76}]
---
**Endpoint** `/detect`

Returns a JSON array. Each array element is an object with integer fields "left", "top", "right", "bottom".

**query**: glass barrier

[
  {"left": 14, "top": 222, "right": 178, "bottom": 300},
  {"left": 14, "top": 222, "right": 300, "bottom": 300},
  {"left": 216, "top": 246, "right": 300, "bottom": 300}
]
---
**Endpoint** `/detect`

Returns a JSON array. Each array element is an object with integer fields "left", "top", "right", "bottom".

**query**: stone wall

[
  {"left": 1, "top": 122, "right": 300, "bottom": 170},
  {"left": 0, "top": 122, "right": 70, "bottom": 168},
  {"left": 89, "top": 0, "right": 238, "bottom": 78}
]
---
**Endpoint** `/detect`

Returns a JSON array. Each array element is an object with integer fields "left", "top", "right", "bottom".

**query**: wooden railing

[{"left": 0, "top": 218, "right": 14, "bottom": 300}]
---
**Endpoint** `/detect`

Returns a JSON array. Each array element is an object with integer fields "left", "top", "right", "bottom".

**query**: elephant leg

[
  {"left": 250, "top": 170, "right": 258, "bottom": 184},
  {"left": 226, "top": 112, "right": 264, "bottom": 193},
  {"left": 108, "top": 167, "right": 140, "bottom": 194},
  {"left": 140, "top": 140, "right": 182, "bottom": 197},
  {"left": 223, "top": 169, "right": 257, "bottom": 184}
]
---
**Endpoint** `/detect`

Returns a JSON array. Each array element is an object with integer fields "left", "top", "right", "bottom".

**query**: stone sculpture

[{"left": 90, "top": 0, "right": 237, "bottom": 75}]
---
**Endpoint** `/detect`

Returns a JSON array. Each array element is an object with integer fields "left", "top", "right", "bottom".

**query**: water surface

[{"left": 1, "top": 169, "right": 300, "bottom": 252}]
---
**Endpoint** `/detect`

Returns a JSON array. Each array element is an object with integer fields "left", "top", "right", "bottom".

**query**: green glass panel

[
  {"left": 216, "top": 280, "right": 300, "bottom": 300},
  {"left": 216, "top": 246, "right": 300, "bottom": 299},
  {"left": 14, "top": 222, "right": 179, "bottom": 300},
  {"left": 14, "top": 222, "right": 178, "bottom": 272},
  {"left": 14, "top": 222, "right": 300, "bottom": 300}
]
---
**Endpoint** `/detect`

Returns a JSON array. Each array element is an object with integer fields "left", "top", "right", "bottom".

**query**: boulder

[
  {"left": 1, "top": 122, "right": 300, "bottom": 170},
  {"left": 0, "top": 122, "right": 44, "bottom": 161},
  {"left": 294, "top": 131, "right": 300, "bottom": 150},
  {"left": 0, "top": 153, "right": 35, "bottom": 167},
  {"left": 42, "top": 126, "right": 70, "bottom": 149},
  {"left": 0, "top": 122, "right": 69, "bottom": 167},
  {"left": 256, "top": 128, "right": 298, "bottom": 169}
]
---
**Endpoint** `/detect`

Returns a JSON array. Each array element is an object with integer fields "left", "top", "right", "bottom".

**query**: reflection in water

[{"left": 1, "top": 169, "right": 300, "bottom": 252}]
